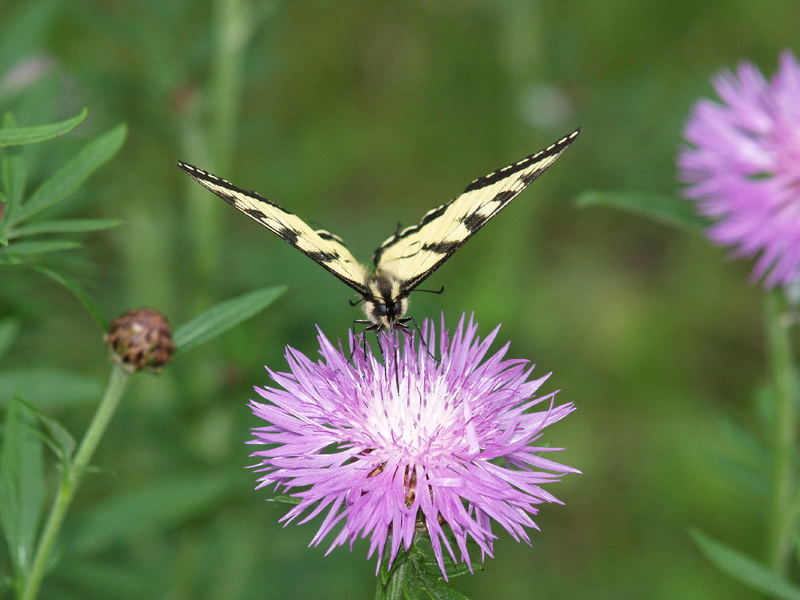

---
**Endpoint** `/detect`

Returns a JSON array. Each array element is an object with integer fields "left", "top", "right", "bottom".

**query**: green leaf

[
  {"left": 266, "top": 494, "right": 301, "bottom": 505},
  {"left": 31, "top": 265, "right": 107, "bottom": 330},
  {"left": 0, "top": 317, "right": 21, "bottom": 362},
  {"left": 0, "top": 108, "right": 88, "bottom": 147},
  {"left": 9, "top": 218, "right": 123, "bottom": 239},
  {"left": 174, "top": 285, "right": 287, "bottom": 353},
  {"left": 10, "top": 124, "right": 127, "bottom": 226},
  {"left": 0, "top": 398, "right": 45, "bottom": 575},
  {"left": 1, "top": 113, "right": 27, "bottom": 229},
  {"left": 0, "top": 369, "right": 102, "bottom": 411},
  {"left": 0, "top": 239, "right": 81, "bottom": 256},
  {"left": 384, "top": 558, "right": 410, "bottom": 600},
  {"left": 576, "top": 190, "right": 709, "bottom": 232},
  {"left": 706, "top": 417, "right": 769, "bottom": 495},
  {"left": 13, "top": 398, "right": 76, "bottom": 465},
  {"left": 691, "top": 530, "right": 800, "bottom": 600},
  {"left": 409, "top": 554, "right": 472, "bottom": 600},
  {"left": 72, "top": 473, "right": 237, "bottom": 554}
]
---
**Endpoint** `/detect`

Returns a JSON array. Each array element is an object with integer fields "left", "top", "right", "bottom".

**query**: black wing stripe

[
  {"left": 373, "top": 128, "right": 580, "bottom": 292},
  {"left": 177, "top": 161, "right": 369, "bottom": 296}
]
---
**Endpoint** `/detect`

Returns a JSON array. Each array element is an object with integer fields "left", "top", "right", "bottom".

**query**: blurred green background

[{"left": 1, "top": 1, "right": 797, "bottom": 598}]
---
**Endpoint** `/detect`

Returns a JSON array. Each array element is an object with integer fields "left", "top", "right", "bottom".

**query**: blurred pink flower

[
  {"left": 679, "top": 51, "right": 800, "bottom": 287},
  {"left": 248, "top": 315, "right": 577, "bottom": 577}
]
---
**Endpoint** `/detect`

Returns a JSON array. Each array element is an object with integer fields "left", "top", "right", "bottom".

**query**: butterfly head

[{"left": 364, "top": 272, "right": 408, "bottom": 329}]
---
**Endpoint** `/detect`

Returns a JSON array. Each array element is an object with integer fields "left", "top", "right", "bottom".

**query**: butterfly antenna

[
  {"left": 410, "top": 286, "right": 445, "bottom": 295},
  {"left": 349, "top": 297, "right": 365, "bottom": 307}
]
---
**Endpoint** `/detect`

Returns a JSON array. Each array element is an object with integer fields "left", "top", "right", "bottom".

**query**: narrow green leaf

[
  {"left": 691, "top": 530, "right": 800, "bottom": 600},
  {"left": 266, "top": 494, "right": 301, "bottom": 505},
  {"left": 410, "top": 554, "right": 472, "bottom": 600},
  {"left": 13, "top": 398, "right": 76, "bottom": 465},
  {"left": 1, "top": 239, "right": 80, "bottom": 256},
  {"left": 441, "top": 561, "right": 478, "bottom": 580},
  {"left": 9, "top": 218, "right": 123, "bottom": 239},
  {"left": 0, "top": 189, "right": 7, "bottom": 246},
  {"left": 174, "top": 285, "right": 287, "bottom": 353},
  {"left": 383, "top": 557, "right": 410, "bottom": 600},
  {"left": 31, "top": 265, "right": 107, "bottom": 331},
  {"left": 576, "top": 190, "right": 709, "bottom": 232},
  {"left": 12, "top": 76, "right": 62, "bottom": 176},
  {"left": 0, "top": 398, "right": 45, "bottom": 574},
  {"left": 0, "top": 369, "right": 102, "bottom": 411},
  {"left": 0, "top": 108, "right": 88, "bottom": 147},
  {"left": 0, "top": 317, "right": 21, "bottom": 362},
  {"left": 10, "top": 124, "right": 127, "bottom": 226},
  {"left": 1, "top": 113, "right": 27, "bottom": 227},
  {"left": 72, "top": 473, "right": 237, "bottom": 554}
]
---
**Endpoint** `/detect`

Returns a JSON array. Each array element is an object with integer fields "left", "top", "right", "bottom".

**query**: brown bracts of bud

[{"left": 105, "top": 308, "right": 175, "bottom": 373}]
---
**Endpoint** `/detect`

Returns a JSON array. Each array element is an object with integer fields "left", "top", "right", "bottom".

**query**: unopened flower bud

[{"left": 105, "top": 308, "right": 175, "bottom": 373}]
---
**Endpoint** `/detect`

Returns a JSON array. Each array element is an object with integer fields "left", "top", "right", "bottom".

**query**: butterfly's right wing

[
  {"left": 373, "top": 128, "right": 579, "bottom": 293},
  {"left": 178, "top": 162, "right": 369, "bottom": 296}
]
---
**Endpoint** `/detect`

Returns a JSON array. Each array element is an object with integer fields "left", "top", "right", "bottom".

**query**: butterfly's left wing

[
  {"left": 178, "top": 161, "right": 370, "bottom": 296},
  {"left": 373, "top": 128, "right": 580, "bottom": 293}
]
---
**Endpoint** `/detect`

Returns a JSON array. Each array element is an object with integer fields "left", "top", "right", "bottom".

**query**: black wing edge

[
  {"left": 176, "top": 160, "right": 371, "bottom": 297},
  {"left": 176, "top": 160, "right": 292, "bottom": 215},
  {"left": 463, "top": 127, "right": 581, "bottom": 193},
  {"left": 371, "top": 126, "right": 581, "bottom": 267}
]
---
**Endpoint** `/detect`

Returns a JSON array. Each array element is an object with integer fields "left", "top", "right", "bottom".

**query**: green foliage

[
  {"left": 0, "top": 108, "right": 87, "bottom": 147},
  {"left": 0, "top": 399, "right": 45, "bottom": 579},
  {"left": 576, "top": 189, "right": 709, "bottom": 232},
  {"left": 7, "top": 124, "right": 127, "bottom": 227},
  {"left": 0, "top": 0, "right": 798, "bottom": 598},
  {"left": 173, "top": 285, "right": 288, "bottom": 352},
  {"left": 30, "top": 266, "right": 107, "bottom": 331},
  {"left": 10, "top": 218, "right": 122, "bottom": 238},
  {"left": 376, "top": 545, "right": 473, "bottom": 600},
  {"left": 0, "top": 369, "right": 102, "bottom": 411},
  {"left": 0, "top": 1, "right": 58, "bottom": 81},
  {"left": 0, "top": 318, "right": 20, "bottom": 362},
  {"left": 691, "top": 530, "right": 800, "bottom": 600},
  {"left": 71, "top": 473, "right": 238, "bottom": 554}
]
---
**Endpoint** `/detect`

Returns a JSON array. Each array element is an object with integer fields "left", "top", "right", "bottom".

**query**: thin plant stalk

[
  {"left": 20, "top": 364, "right": 132, "bottom": 600},
  {"left": 185, "top": 0, "right": 252, "bottom": 315},
  {"left": 765, "top": 289, "right": 797, "bottom": 576}
]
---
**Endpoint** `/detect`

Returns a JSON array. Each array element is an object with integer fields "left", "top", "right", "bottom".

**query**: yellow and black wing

[
  {"left": 178, "top": 162, "right": 370, "bottom": 296},
  {"left": 372, "top": 128, "right": 580, "bottom": 293}
]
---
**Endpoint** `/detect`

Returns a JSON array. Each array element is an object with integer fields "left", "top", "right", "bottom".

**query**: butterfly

[{"left": 178, "top": 128, "right": 579, "bottom": 331}]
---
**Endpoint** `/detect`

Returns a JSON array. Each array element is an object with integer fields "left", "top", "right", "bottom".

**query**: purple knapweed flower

[
  {"left": 679, "top": 51, "right": 800, "bottom": 288},
  {"left": 248, "top": 315, "right": 577, "bottom": 577}
]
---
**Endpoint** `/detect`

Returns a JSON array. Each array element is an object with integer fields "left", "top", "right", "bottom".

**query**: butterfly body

[{"left": 178, "top": 128, "right": 579, "bottom": 330}]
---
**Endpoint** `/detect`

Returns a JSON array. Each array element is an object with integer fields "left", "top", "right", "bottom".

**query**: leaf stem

[
  {"left": 765, "top": 289, "right": 797, "bottom": 576},
  {"left": 20, "top": 364, "right": 132, "bottom": 600}
]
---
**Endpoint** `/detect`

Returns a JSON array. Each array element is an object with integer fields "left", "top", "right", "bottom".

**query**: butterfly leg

[
  {"left": 402, "top": 316, "right": 437, "bottom": 361},
  {"left": 348, "top": 319, "right": 376, "bottom": 361}
]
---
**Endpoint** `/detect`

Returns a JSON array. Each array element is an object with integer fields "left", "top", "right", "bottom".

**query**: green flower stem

[
  {"left": 21, "top": 364, "right": 132, "bottom": 600},
  {"left": 211, "top": 0, "right": 250, "bottom": 176},
  {"left": 187, "top": 0, "right": 251, "bottom": 316},
  {"left": 765, "top": 289, "right": 797, "bottom": 576}
]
